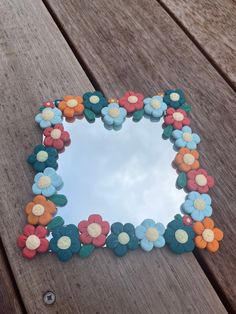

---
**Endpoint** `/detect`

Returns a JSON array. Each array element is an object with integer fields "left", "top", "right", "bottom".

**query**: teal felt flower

[
  {"left": 164, "top": 217, "right": 195, "bottom": 254},
  {"left": 143, "top": 96, "right": 167, "bottom": 120},
  {"left": 49, "top": 224, "right": 81, "bottom": 262},
  {"left": 32, "top": 167, "right": 63, "bottom": 197},
  {"left": 106, "top": 222, "right": 139, "bottom": 257},
  {"left": 101, "top": 103, "right": 127, "bottom": 130},
  {"left": 163, "top": 89, "right": 186, "bottom": 109},
  {"left": 172, "top": 126, "right": 201, "bottom": 149},
  {"left": 83, "top": 91, "right": 108, "bottom": 115},
  {"left": 135, "top": 219, "right": 165, "bottom": 252},
  {"left": 27, "top": 144, "right": 58, "bottom": 172},
  {"left": 182, "top": 192, "right": 212, "bottom": 221},
  {"left": 35, "top": 107, "right": 62, "bottom": 129}
]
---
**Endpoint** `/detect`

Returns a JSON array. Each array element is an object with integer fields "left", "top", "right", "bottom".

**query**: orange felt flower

[
  {"left": 193, "top": 218, "right": 223, "bottom": 252},
  {"left": 58, "top": 95, "right": 84, "bottom": 118},
  {"left": 175, "top": 147, "right": 200, "bottom": 172},
  {"left": 25, "top": 195, "right": 57, "bottom": 225}
]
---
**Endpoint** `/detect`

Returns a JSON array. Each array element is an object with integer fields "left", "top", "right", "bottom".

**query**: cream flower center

[
  {"left": 67, "top": 99, "right": 78, "bottom": 108},
  {"left": 87, "top": 223, "right": 102, "bottom": 238},
  {"left": 118, "top": 232, "right": 130, "bottom": 245},
  {"left": 36, "top": 151, "right": 48, "bottom": 162},
  {"left": 194, "top": 199, "right": 206, "bottom": 210},
  {"left": 128, "top": 95, "right": 138, "bottom": 104},
  {"left": 202, "top": 229, "right": 214, "bottom": 242},
  {"left": 183, "top": 153, "right": 195, "bottom": 165},
  {"left": 32, "top": 204, "right": 45, "bottom": 216},
  {"left": 195, "top": 174, "right": 207, "bottom": 186},
  {"left": 51, "top": 129, "right": 61, "bottom": 139},
  {"left": 183, "top": 132, "right": 192, "bottom": 142},
  {"left": 175, "top": 229, "right": 188, "bottom": 244},
  {"left": 170, "top": 92, "right": 180, "bottom": 101},
  {"left": 38, "top": 176, "right": 51, "bottom": 188},
  {"left": 109, "top": 108, "right": 120, "bottom": 118},
  {"left": 173, "top": 112, "right": 184, "bottom": 121},
  {"left": 26, "top": 235, "right": 40, "bottom": 250},
  {"left": 42, "top": 110, "right": 54, "bottom": 121},
  {"left": 89, "top": 95, "right": 100, "bottom": 104},
  {"left": 57, "top": 236, "right": 71, "bottom": 249},
  {"left": 151, "top": 99, "right": 161, "bottom": 109},
  {"left": 146, "top": 227, "right": 159, "bottom": 241}
]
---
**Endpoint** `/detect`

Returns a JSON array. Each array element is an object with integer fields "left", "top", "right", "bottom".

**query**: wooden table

[{"left": 0, "top": 0, "right": 235, "bottom": 313}]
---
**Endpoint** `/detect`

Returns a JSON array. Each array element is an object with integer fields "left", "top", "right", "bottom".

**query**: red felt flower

[
  {"left": 182, "top": 215, "right": 193, "bottom": 226},
  {"left": 164, "top": 108, "right": 190, "bottom": 129},
  {"left": 187, "top": 169, "right": 214, "bottom": 193},
  {"left": 17, "top": 225, "right": 49, "bottom": 259},
  {"left": 78, "top": 214, "right": 110, "bottom": 247},
  {"left": 119, "top": 91, "right": 144, "bottom": 114},
  {"left": 43, "top": 101, "right": 55, "bottom": 108},
  {"left": 43, "top": 124, "right": 70, "bottom": 150}
]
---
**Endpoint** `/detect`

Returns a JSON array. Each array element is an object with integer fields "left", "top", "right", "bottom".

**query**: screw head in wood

[{"left": 43, "top": 291, "right": 56, "bottom": 305}]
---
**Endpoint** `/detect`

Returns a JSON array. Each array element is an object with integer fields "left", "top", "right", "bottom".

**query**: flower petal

[
  {"left": 135, "top": 225, "right": 146, "bottom": 239},
  {"left": 140, "top": 238, "right": 153, "bottom": 252}
]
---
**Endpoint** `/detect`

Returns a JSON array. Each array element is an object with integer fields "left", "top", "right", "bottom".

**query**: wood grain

[
  {"left": 159, "top": 0, "right": 236, "bottom": 89},
  {"left": 0, "top": 0, "right": 228, "bottom": 313},
  {"left": 44, "top": 0, "right": 236, "bottom": 310}
]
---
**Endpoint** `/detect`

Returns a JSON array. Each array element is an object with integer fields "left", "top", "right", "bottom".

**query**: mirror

[{"left": 54, "top": 116, "right": 185, "bottom": 227}]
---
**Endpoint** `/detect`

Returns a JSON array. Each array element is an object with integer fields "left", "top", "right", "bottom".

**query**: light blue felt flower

[
  {"left": 101, "top": 103, "right": 127, "bottom": 130},
  {"left": 181, "top": 192, "right": 212, "bottom": 221},
  {"left": 135, "top": 219, "right": 165, "bottom": 252},
  {"left": 32, "top": 167, "right": 63, "bottom": 197},
  {"left": 35, "top": 107, "right": 63, "bottom": 129},
  {"left": 172, "top": 126, "right": 200, "bottom": 149},
  {"left": 143, "top": 95, "right": 167, "bottom": 120}
]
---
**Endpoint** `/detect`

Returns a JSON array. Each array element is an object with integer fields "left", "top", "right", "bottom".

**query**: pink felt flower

[
  {"left": 187, "top": 169, "right": 214, "bottom": 193},
  {"left": 164, "top": 108, "right": 190, "bottom": 129},
  {"left": 182, "top": 215, "right": 193, "bottom": 226},
  {"left": 119, "top": 91, "right": 144, "bottom": 114},
  {"left": 42, "top": 101, "right": 55, "bottom": 108},
  {"left": 17, "top": 225, "right": 49, "bottom": 259},
  {"left": 43, "top": 124, "right": 70, "bottom": 150},
  {"left": 78, "top": 214, "right": 110, "bottom": 247}
]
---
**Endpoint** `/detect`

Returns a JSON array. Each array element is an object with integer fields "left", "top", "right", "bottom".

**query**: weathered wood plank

[
  {"left": 44, "top": 0, "right": 236, "bottom": 310},
  {"left": 159, "top": 0, "right": 236, "bottom": 89},
  {"left": 0, "top": 0, "right": 228, "bottom": 313}
]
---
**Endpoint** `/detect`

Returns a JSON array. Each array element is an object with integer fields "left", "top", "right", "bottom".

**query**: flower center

[
  {"left": 108, "top": 108, "right": 120, "bottom": 118},
  {"left": 183, "top": 153, "right": 195, "bottom": 165},
  {"left": 175, "top": 229, "right": 188, "bottom": 244},
  {"left": 32, "top": 204, "right": 45, "bottom": 216},
  {"left": 195, "top": 174, "right": 207, "bottom": 186},
  {"left": 183, "top": 132, "right": 192, "bottom": 142},
  {"left": 26, "top": 235, "right": 40, "bottom": 250},
  {"left": 127, "top": 95, "right": 138, "bottom": 104},
  {"left": 145, "top": 227, "right": 159, "bottom": 241},
  {"left": 150, "top": 99, "right": 161, "bottom": 109},
  {"left": 67, "top": 99, "right": 78, "bottom": 108},
  {"left": 118, "top": 232, "right": 130, "bottom": 245},
  {"left": 42, "top": 109, "right": 54, "bottom": 121},
  {"left": 202, "top": 229, "right": 214, "bottom": 242},
  {"left": 87, "top": 223, "right": 102, "bottom": 238},
  {"left": 173, "top": 112, "right": 184, "bottom": 121},
  {"left": 194, "top": 199, "right": 206, "bottom": 210},
  {"left": 89, "top": 95, "right": 100, "bottom": 104},
  {"left": 51, "top": 129, "right": 62, "bottom": 139},
  {"left": 170, "top": 92, "right": 180, "bottom": 101},
  {"left": 36, "top": 151, "right": 48, "bottom": 162},
  {"left": 37, "top": 176, "right": 51, "bottom": 188},
  {"left": 57, "top": 236, "right": 71, "bottom": 249}
]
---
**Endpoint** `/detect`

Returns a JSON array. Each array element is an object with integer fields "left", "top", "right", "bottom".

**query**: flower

[
  {"left": 119, "top": 91, "right": 144, "bottom": 114},
  {"left": 43, "top": 124, "right": 70, "bottom": 150},
  {"left": 78, "top": 214, "right": 110, "bottom": 247},
  {"left": 35, "top": 107, "right": 62, "bottom": 128},
  {"left": 42, "top": 101, "right": 55, "bottom": 108},
  {"left": 101, "top": 103, "right": 127, "bottom": 130},
  {"left": 182, "top": 215, "right": 193, "bottom": 226},
  {"left": 83, "top": 91, "right": 108, "bottom": 115},
  {"left": 182, "top": 192, "right": 212, "bottom": 221},
  {"left": 106, "top": 222, "right": 139, "bottom": 256},
  {"left": 172, "top": 126, "right": 201, "bottom": 150},
  {"left": 27, "top": 144, "right": 58, "bottom": 172},
  {"left": 17, "top": 225, "right": 49, "bottom": 259},
  {"left": 164, "top": 217, "right": 195, "bottom": 254},
  {"left": 135, "top": 219, "right": 165, "bottom": 252},
  {"left": 164, "top": 108, "right": 190, "bottom": 129},
  {"left": 187, "top": 169, "right": 214, "bottom": 193},
  {"left": 193, "top": 218, "right": 223, "bottom": 252},
  {"left": 163, "top": 89, "right": 186, "bottom": 108},
  {"left": 25, "top": 195, "right": 57, "bottom": 225},
  {"left": 174, "top": 147, "right": 199, "bottom": 172},
  {"left": 49, "top": 224, "right": 81, "bottom": 261},
  {"left": 58, "top": 95, "right": 84, "bottom": 118},
  {"left": 32, "top": 167, "right": 63, "bottom": 197},
  {"left": 143, "top": 95, "right": 167, "bottom": 119}
]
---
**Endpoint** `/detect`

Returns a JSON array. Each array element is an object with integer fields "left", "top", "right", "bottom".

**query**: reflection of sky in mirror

[{"left": 55, "top": 116, "right": 186, "bottom": 226}]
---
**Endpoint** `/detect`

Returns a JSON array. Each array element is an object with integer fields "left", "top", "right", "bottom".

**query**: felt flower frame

[{"left": 17, "top": 89, "right": 223, "bottom": 261}]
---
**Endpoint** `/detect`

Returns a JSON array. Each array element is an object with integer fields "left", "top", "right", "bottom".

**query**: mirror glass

[{"left": 54, "top": 117, "right": 186, "bottom": 226}]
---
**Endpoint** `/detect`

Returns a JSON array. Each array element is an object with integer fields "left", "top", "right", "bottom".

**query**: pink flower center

[
  {"left": 128, "top": 95, "right": 138, "bottom": 103},
  {"left": 51, "top": 129, "right": 62, "bottom": 139},
  {"left": 195, "top": 174, "right": 207, "bottom": 186},
  {"left": 26, "top": 235, "right": 40, "bottom": 250},
  {"left": 87, "top": 223, "right": 102, "bottom": 238},
  {"left": 173, "top": 112, "right": 184, "bottom": 121}
]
